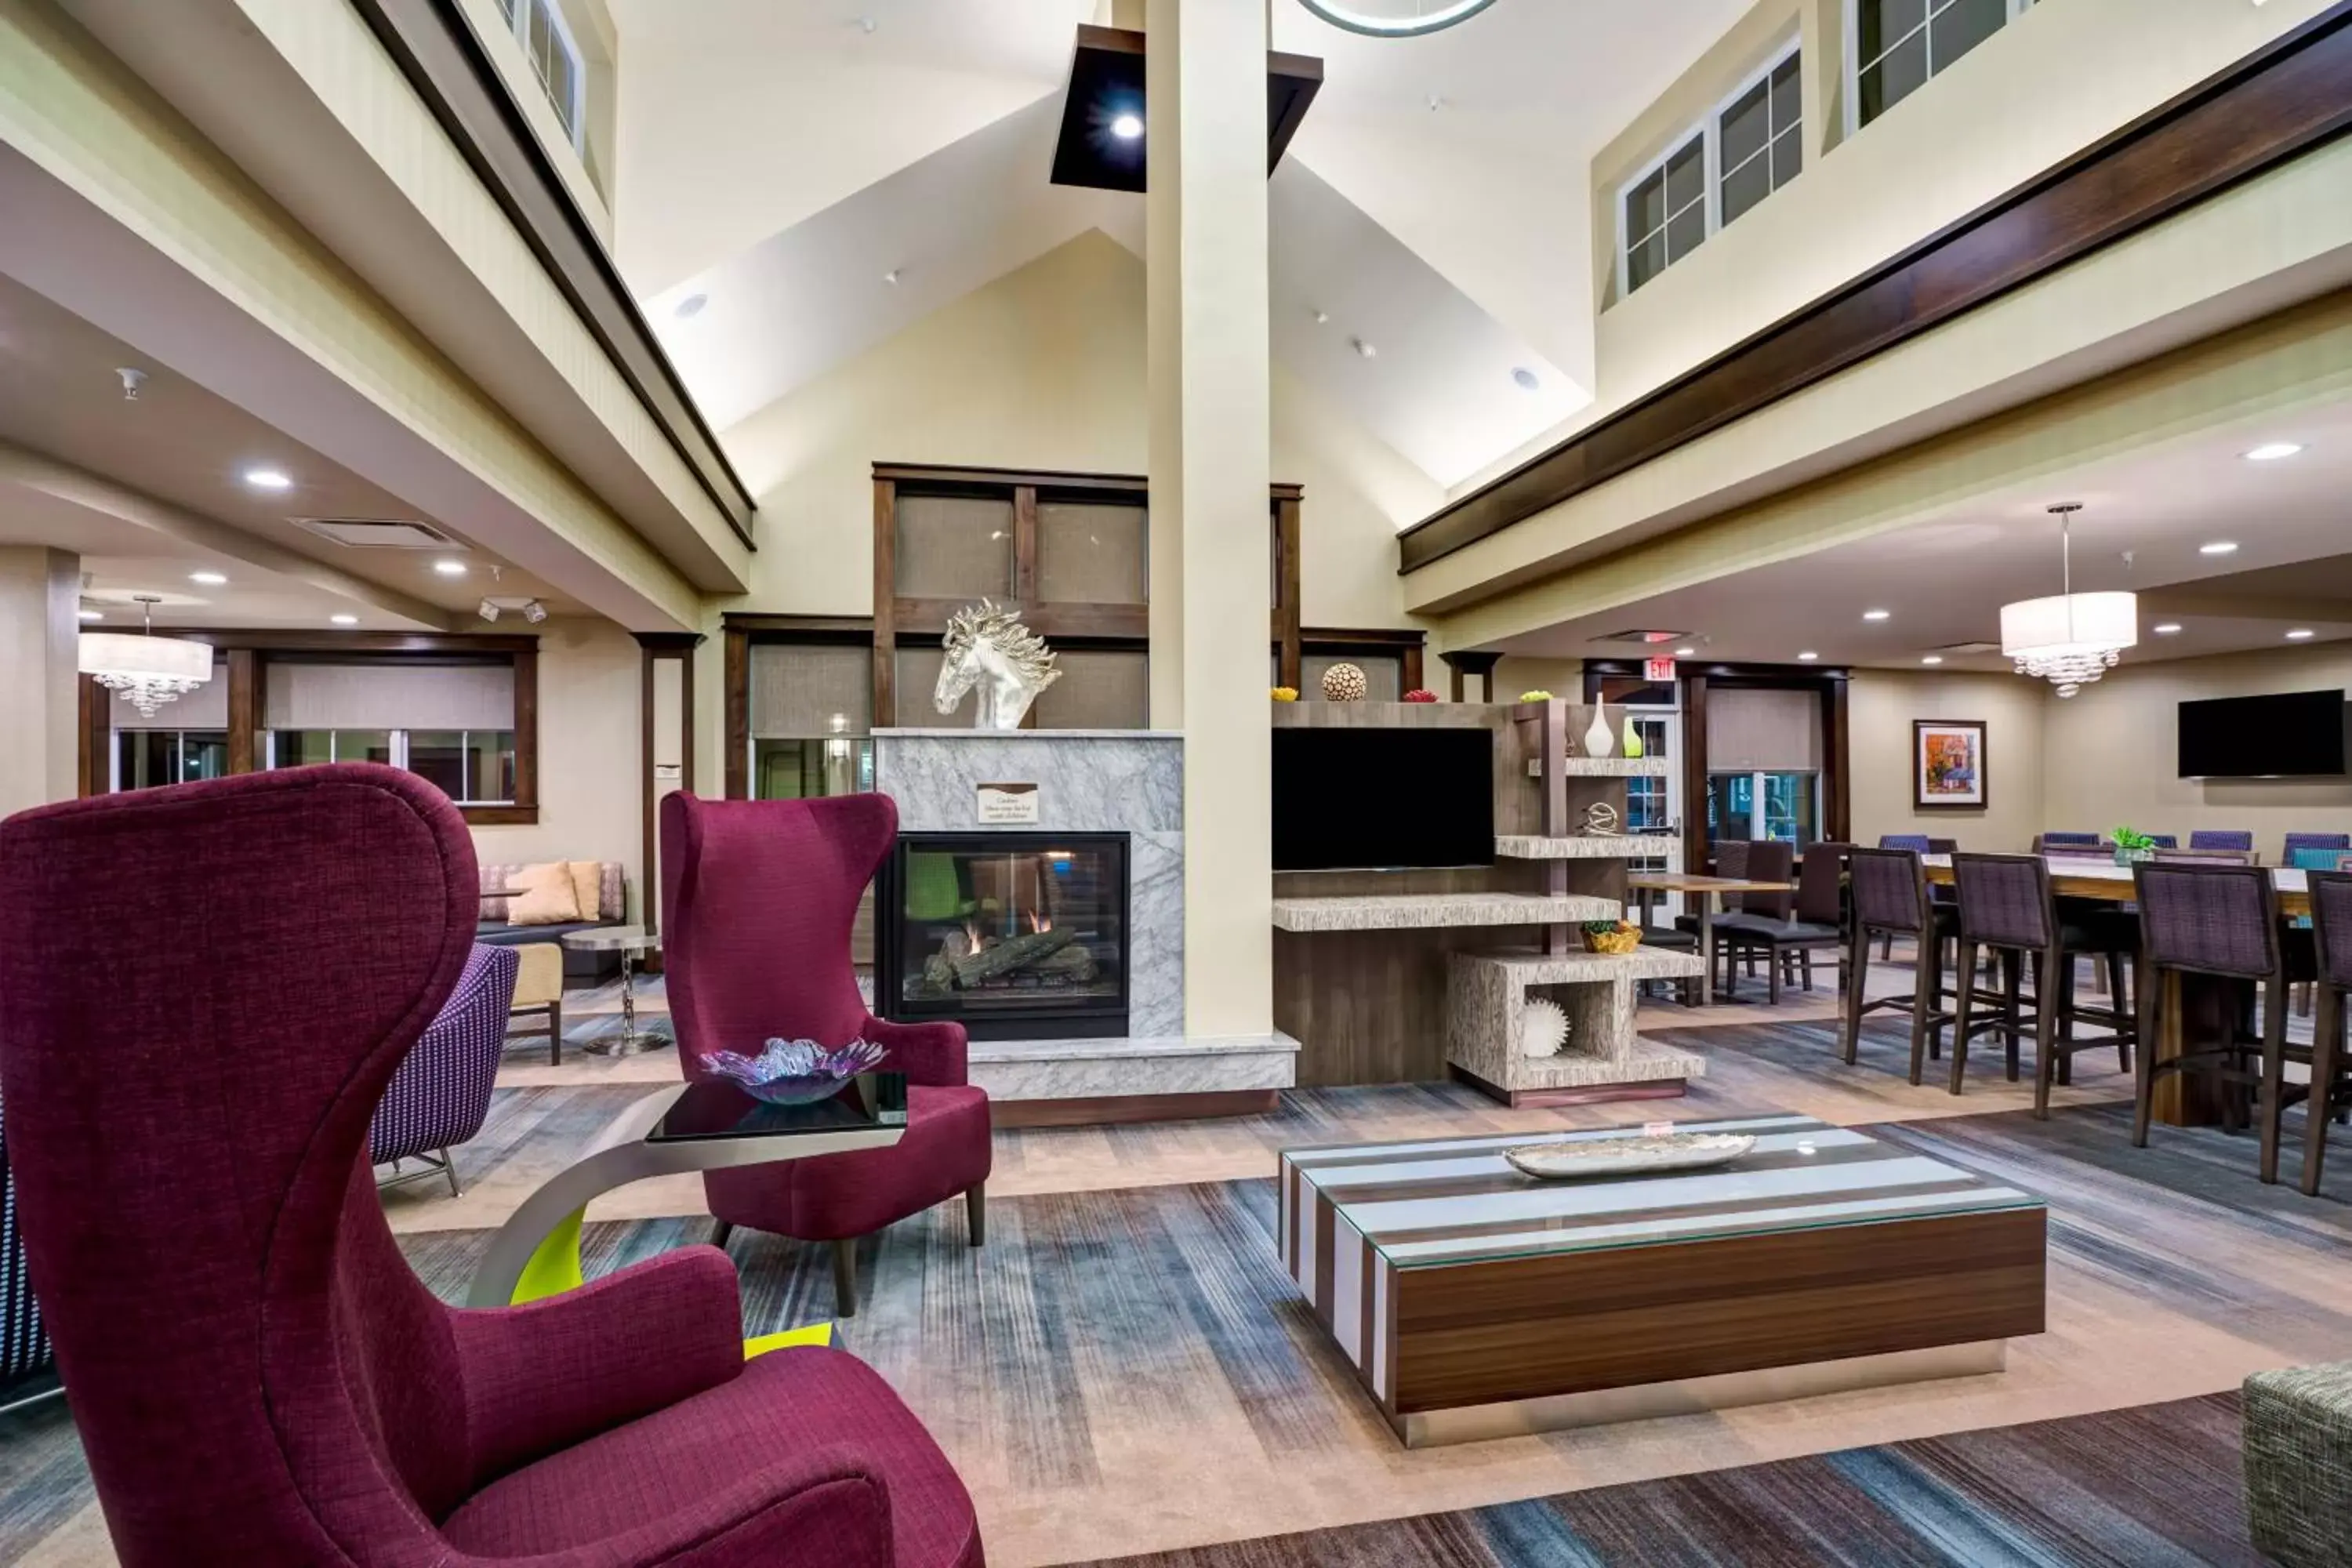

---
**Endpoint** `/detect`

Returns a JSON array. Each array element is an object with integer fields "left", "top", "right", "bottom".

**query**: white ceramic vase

[{"left": 1582, "top": 701, "right": 1615, "bottom": 758}]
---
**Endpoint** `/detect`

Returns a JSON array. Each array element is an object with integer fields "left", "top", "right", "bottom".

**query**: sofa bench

[{"left": 474, "top": 862, "right": 628, "bottom": 985}]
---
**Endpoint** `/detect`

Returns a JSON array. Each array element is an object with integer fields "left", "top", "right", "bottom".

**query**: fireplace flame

[
  {"left": 1027, "top": 909, "right": 1052, "bottom": 935},
  {"left": 962, "top": 920, "right": 983, "bottom": 952}
]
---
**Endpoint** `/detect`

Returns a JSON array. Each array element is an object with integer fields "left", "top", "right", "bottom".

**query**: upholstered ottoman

[{"left": 2245, "top": 1360, "right": 2352, "bottom": 1566}]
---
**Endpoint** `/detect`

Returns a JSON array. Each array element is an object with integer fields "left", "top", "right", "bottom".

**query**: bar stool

[
  {"left": 1947, "top": 854, "right": 2137, "bottom": 1115},
  {"left": 1843, "top": 847, "right": 1956, "bottom": 1082},
  {"left": 2129, "top": 860, "right": 2310, "bottom": 1181},
  {"left": 2297, "top": 871, "right": 2352, "bottom": 1196}
]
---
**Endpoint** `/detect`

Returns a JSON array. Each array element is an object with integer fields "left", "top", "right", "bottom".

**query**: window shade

[
  {"left": 1036, "top": 503, "right": 1148, "bottom": 604},
  {"left": 264, "top": 662, "right": 514, "bottom": 731},
  {"left": 111, "top": 665, "right": 228, "bottom": 730},
  {"left": 1706, "top": 688, "right": 1821, "bottom": 771},
  {"left": 895, "top": 495, "right": 1014, "bottom": 600},
  {"left": 1032, "top": 649, "right": 1149, "bottom": 729},
  {"left": 750, "top": 643, "right": 873, "bottom": 736}
]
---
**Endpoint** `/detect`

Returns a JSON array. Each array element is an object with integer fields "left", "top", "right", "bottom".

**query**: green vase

[{"left": 1621, "top": 717, "right": 1642, "bottom": 759}]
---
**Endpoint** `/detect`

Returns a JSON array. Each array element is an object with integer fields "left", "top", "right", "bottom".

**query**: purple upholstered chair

[
  {"left": 2285, "top": 832, "right": 2351, "bottom": 864},
  {"left": 1877, "top": 834, "right": 1932, "bottom": 853},
  {"left": 662, "top": 792, "right": 991, "bottom": 1319},
  {"left": 2191, "top": 829, "right": 2256, "bottom": 853},
  {"left": 371, "top": 942, "right": 517, "bottom": 1198},
  {"left": 0, "top": 765, "right": 984, "bottom": 1568}
]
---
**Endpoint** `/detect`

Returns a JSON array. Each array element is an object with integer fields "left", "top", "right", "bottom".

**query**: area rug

[{"left": 1070, "top": 1393, "right": 2260, "bottom": 1566}]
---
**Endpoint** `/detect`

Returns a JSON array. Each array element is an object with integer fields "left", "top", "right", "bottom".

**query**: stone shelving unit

[{"left": 1446, "top": 947, "right": 1708, "bottom": 1107}]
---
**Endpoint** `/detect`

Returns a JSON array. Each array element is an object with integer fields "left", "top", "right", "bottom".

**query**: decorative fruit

[
  {"left": 1269, "top": 686, "right": 1299, "bottom": 702},
  {"left": 1519, "top": 689, "right": 1554, "bottom": 702},
  {"left": 1402, "top": 688, "right": 1438, "bottom": 703}
]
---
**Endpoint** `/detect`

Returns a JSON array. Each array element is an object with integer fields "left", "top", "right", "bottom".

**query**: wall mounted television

[
  {"left": 2176, "top": 689, "right": 2349, "bottom": 779},
  {"left": 1273, "top": 727, "right": 1494, "bottom": 871}
]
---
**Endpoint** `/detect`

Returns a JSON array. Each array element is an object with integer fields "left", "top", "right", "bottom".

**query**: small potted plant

[
  {"left": 2112, "top": 826, "right": 2158, "bottom": 866},
  {"left": 1581, "top": 919, "right": 1642, "bottom": 956}
]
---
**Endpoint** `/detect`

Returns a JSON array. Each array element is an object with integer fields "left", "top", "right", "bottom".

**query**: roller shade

[
  {"left": 750, "top": 643, "right": 873, "bottom": 737},
  {"left": 1706, "top": 688, "right": 1820, "bottom": 771},
  {"left": 264, "top": 662, "right": 514, "bottom": 731}
]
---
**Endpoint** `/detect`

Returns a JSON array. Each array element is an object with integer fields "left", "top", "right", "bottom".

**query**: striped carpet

[{"left": 1073, "top": 1394, "right": 2261, "bottom": 1567}]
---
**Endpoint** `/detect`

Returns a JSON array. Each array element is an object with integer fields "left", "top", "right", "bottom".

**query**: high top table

[{"left": 1922, "top": 855, "right": 2309, "bottom": 1127}]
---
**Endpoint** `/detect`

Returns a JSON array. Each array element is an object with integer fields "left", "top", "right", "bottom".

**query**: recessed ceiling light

[
  {"left": 78, "top": 608, "right": 103, "bottom": 622},
  {"left": 2153, "top": 622, "right": 2183, "bottom": 634},
  {"left": 1797, "top": 651, "right": 1819, "bottom": 661},
  {"left": 673, "top": 292, "right": 709, "bottom": 319},
  {"left": 1512, "top": 367, "right": 1541, "bottom": 392},
  {"left": 882, "top": 269, "right": 902, "bottom": 285},
  {"left": 329, "top": 613, "right": 358, "bottom": 626},
  {"left": 1352, "top": 336, "right": 1377, "bottom": 359},
  {"left": 2243, "top": 441, "right": 2303, "bottom": 462},
  {"left": 242, "top": 467, "right": 292, "bottom": 491},
  {"left": 1673, "top": 646, "right": 1696, "bottom": 657},
  {"left": 1920, "top": 655, "right": 1944, "bottom": 665},
  {"left": 188, "top": 570, "right": 227, "bottom": 586},
  {"left": 1110, "top": 112, "right": 1144, "bottom": 140},
  {"left": 1862, "top": 608, "right": 1891, "bottom": 622},
  {"left": 2199, "top": 540, "right": 2239, "bottom": 556},
  {"left": 432, "top": 558, "right": 469, "bottom": 577},
  {"left": 2287, "top": 628, "right": 2316, "bottom": 641}
]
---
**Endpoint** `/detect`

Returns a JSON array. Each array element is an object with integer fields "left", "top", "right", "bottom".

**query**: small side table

[
  {"left": 465, "top": 1073, "right": 909, "bottom": 1347},
  {"left": 562, "top": 925, "right": 661, "bottom": 1054}
]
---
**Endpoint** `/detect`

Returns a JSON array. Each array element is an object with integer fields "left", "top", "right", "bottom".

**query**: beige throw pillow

[
  {"left": 568, "top": 861, "right": 604, "bottom": 921},
  {"left": 506, "top": 861, "right": 583, "bottom": 927}
]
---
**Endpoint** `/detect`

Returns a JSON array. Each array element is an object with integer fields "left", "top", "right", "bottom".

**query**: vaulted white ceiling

[{"left": 611, "top": 0, "right": 1755, "bottom": 493}]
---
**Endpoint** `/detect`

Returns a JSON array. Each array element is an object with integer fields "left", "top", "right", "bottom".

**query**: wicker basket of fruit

[{"left": 1581, "top": 920, "right": 1643, "bottom": 956}]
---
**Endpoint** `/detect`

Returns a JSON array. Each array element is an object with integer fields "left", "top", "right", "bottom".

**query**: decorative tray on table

[{"left": 1504, "top": 1131, "right": 1756, "bottom": 1181}]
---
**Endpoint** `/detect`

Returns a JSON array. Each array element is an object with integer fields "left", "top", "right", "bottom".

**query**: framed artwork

[{"left": 1914, "top": 720, "right": 1987, "bottom": 810}]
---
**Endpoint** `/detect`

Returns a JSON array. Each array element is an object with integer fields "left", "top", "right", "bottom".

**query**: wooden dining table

[
  {"left": 1626, "top": 873, "right": 1796, "bottom": 1007},
  {"left": 1921, "top": 854, "right": 2311, "bottom": 1127}
]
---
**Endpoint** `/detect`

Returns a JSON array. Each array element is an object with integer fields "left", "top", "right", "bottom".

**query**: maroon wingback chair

[
  {"left": 0, "top": 766, "right": 982, "bottom": 1568},
  {"left": 661, "top": 791, "right": 991, "bottom": 1317}
]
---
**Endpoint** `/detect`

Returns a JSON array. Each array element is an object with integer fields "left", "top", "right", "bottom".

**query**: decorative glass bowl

[{"left": 699, "top": 1037, "right": 888, "bottom": 1105}]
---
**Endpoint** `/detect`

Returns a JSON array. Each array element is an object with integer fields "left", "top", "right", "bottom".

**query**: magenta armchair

[
  {"left": 0, "top": 766, "right": 982, "bottom": 1568},
  {"left": 661, "top": 791, "right": 991, "bottom": 1316}
]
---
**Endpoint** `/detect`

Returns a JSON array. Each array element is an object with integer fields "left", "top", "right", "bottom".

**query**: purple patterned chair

[
  {"left": 0, "top": 765, "right": 984, "bottom": 1568},
  {"left": 370, "top": 942, "right": 517, "bottom": 1198},
  {"left": 662, "top": 791, "right": 991, "bottom": 1319},
  {"left": 2191, "top": 829, "right": 2256, "bottom": 853}
]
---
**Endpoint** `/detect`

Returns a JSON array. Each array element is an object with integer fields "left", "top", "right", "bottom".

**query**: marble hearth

[{"left": 871, "top": 728, "right": 1297, "bottom": 1112}]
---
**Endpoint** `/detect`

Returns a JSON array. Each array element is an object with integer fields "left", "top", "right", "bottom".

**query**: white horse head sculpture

[{"left": 935, "top": 600, "right": 1060, "bottom": 730}]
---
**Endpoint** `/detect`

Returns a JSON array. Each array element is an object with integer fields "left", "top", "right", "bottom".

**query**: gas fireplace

[{"left": 877, "top": 832, "right": 1130, "bottom": 1040}]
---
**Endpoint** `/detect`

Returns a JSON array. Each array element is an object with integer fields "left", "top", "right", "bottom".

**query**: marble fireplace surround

[
  {"left": 871, "top": 728, "right": 1300, "bottom": 1106},
  {"left": 871, "top": 729, "right": 1185, "bottom": 1038}
]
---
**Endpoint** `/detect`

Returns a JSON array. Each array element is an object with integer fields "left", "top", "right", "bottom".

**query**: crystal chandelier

[
  {"left": 78, "top": 594, "right": 214, "bottom": 717},
  {"left": 1297, "top": 0, "right": 1501, "bottom": 38},
  {"left": 2000, "top": 503, "right": 2136, "bottom": 699}
]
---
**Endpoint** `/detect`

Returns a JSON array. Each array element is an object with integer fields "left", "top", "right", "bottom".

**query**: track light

[
  {"left": 522, "top": 600, "right": 547, "bottom": 624},
  {"left": 478, "top": 597, "right": 500, "bottom": 622}
]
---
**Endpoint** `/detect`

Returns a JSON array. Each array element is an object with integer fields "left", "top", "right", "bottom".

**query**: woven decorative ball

[{"left": 1320, "top": 662, "right": 1368, "bottom": 702}]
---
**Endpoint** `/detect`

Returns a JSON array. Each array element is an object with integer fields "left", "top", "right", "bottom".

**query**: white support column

[
  {"left": 1147, "top": 0, "right": 1272, "bottom": 1037},
  {"left": 0, "top": 547, "right": 82, "bottom": 817}
]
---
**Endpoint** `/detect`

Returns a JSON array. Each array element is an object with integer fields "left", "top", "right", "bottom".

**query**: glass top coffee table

[
  {"left": 466, "top": 1073, "right": 907, "bottom": 1334},
  {"left": 1278, "top": 1113, "right": 2045, "bottom": 1446}
]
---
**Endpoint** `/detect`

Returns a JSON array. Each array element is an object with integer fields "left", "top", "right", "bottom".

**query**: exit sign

[{"left": 1644, "top": 656, "right": 1677, "bottom": 682}]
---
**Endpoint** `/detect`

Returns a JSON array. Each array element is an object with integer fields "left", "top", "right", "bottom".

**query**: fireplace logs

[{"left": 916, "top": 924, "right": 1101, "bottom": 996}]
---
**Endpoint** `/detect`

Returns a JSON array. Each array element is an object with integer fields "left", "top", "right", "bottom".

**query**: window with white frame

[
  {"left": 1719, "top": 51, "right": 1802, "bottom": 227},
  {"left": 1620, "top": 44, "right": 1803, "bottom": 297},
  {"left": 268, "top": 730, "right": 519, "bottom": 804},
  {"left": 1850, "top": 0, "right": 2032, "bottom": 130},
  {"left": 494, "top": 0, "right": 584, "bottom": 150}
]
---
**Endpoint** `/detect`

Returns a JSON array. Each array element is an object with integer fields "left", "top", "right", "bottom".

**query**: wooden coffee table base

[{"left": 1398, "top": 1339, "right": 2008, "bottom": 1448}]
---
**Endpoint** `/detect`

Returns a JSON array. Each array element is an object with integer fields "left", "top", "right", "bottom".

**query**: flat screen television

[
  {"left": 2177, "top": 689, "right": 2348, "bottom": 778},
  {"left": 1273, "top": 726, "right": 1494, "bottom": 871}
]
